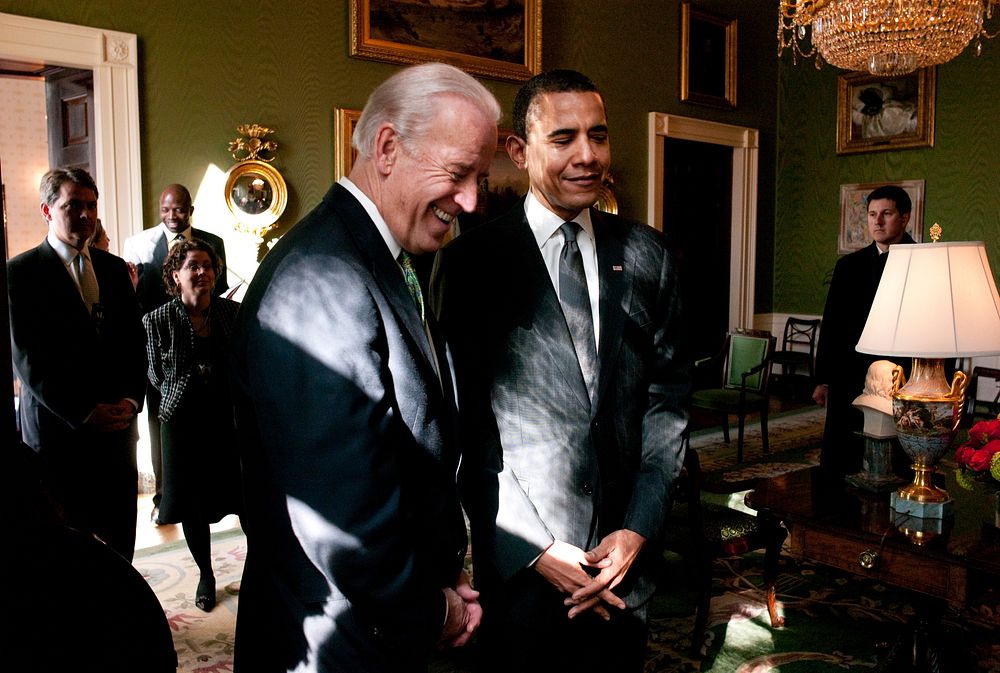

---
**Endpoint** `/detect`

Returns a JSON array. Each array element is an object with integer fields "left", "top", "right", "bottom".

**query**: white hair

[{"left": 352, "top": 62, "right": 501, "bottom": 158}]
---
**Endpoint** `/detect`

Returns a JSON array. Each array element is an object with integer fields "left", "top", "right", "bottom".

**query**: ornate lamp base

[{"left": 891, "top": 490, "right": 954, "bottom": 518}]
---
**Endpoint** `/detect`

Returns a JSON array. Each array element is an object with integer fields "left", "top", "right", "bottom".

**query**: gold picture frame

[
  {"left": 334, "top": 108, "right": 362, "bottom": 181},
  {"left": 836, "top": 67, "right": 936, "bottom": 155},
  {"left": 680, "top": 2, "right": 737, "bottom": 109},
  {"left": 838, "top": 179, "right": 925, "bottom": 254},
  {"left": 350, "top": 0, "right": 542, "bottom": 83},
  {"left": 223, "top": 160, "right": 288, "bottom": 234}
]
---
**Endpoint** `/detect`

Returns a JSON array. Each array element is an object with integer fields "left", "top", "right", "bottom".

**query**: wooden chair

[
  {"left": 692, "top": 328, "right": 777, "bottom": 462},
  {"left": 770, "top": 317, "right": 820, "bottom": 398},
  {"left": 964, "top": 366, "right": 1000, "bottom": 424},
  {"left": 664, "top": 444, "right": 786, "bottom": 656}
]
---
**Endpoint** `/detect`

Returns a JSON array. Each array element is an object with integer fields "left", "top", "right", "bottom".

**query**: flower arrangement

[{"left": 954, "top": 418, "right": 1000, "bottom": 490}]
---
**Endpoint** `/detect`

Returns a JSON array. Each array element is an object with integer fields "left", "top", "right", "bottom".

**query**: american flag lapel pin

[{"left": 612, "top": 264, "right": 623, "bottom": 272}]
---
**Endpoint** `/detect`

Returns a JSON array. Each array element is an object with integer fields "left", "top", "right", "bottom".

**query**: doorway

[
  {"left": 647, "top": 112, "right": 759, "bottom": 339},
  {"left": 662, "top": 136, "right": 732, "bottom": 359}
]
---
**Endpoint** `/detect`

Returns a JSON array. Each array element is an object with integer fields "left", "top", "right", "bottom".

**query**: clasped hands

[
  {"left": 438, "top": 569, "right": 482, "bottom": 649},
  {"left": 534, "top": 529, "right": 645, "bottom": 620},
  {"left": 86, "top": 398, "right": 137, "bottom": 432}
]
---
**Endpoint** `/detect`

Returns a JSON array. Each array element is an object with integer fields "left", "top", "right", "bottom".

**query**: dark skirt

[{"left": 157, "top": 380, "right": 242, "bottom": 524}]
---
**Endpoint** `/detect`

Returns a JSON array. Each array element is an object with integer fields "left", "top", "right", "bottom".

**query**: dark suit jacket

[
  {"left": 814, "top": 235, "right": 915, "bottom": 473},
  {"left": 123, "top": 225, "right": 229, "bottom": 314},
  {"left": 433, "top": 203, "right": 690, "bottom": 609},
  {"left": 143, "top": 296, "right": 240, "bottom": 422},
  {"left": 9, "top": 239, "right": 147, "bottom": 559},
  {"left": 9, "top": 240, "right": 147, "bottom": 450},
  {"left": 231, "top": 183, "right": 466, "bottom": 673}
]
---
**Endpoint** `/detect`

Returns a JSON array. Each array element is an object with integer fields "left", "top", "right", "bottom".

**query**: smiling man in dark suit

[
  {"left": 230, "top": 63, "right": 500, "bottom": 673},
  {"left": 433, "top": 70, "right": 690, "bottom": 672},
  {"left": 9, "top": 167, "right": 147, "bottom": 561}
]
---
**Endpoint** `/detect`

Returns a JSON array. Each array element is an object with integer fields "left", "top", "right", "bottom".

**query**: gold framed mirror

[{"left": 224, "top": 159, "right": 287, "bottom": 231}]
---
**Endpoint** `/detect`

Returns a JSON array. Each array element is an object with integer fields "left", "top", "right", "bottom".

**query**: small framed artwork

[
  {"left": 680, "top": 2, "right": 737, "bottom": 109},
  {"left": 334, "top": 108, "right": 361, "bottom": 181},
  {"left": 457, "top": 130, "right": 530, "bottom": 233},
  {"left": 839, "top": 179, "right": 925, "bottom": 254},
  {"left": 836, "top": 67, "right": 936, "bottom": 155},
  {"left": 349, "top": 0, "right": 541, "bottom": 83}
]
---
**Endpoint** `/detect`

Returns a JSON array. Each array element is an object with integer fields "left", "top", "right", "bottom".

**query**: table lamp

[{"left": 856, "top": 230, "right": 1000, "bottom": 517}]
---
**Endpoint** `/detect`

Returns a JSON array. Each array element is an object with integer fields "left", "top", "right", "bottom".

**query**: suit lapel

[
  {"left": 39, "top": 240, "right": 92, "bottom": 325},
  {"left": 333, "top": 186, "right": 440, "bottom": 379},
  {"left": 508, "top": 211, "right": 592, "bottom": 411},
  {"left": 593, "top": 210, "right": 629, "bottom": 414}
]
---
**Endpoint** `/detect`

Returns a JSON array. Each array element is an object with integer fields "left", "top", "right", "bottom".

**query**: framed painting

[
  {"left": 680, "top": 2, "right": 737, "bottom": 109},
  {"left": 350, "top": 0, "right": 542, "bottom": 82},
  {"left": 457, "top": 130, "right": 530, "bottom": 233},
  {"left": 836, "top": 67, "right": 935, "bottom": 155},
  {"left": 839, "top": 179, "right": 925, "bottom": 254},
  {"left": 334, "top": 108, "right": 361, "bottom": 181}
]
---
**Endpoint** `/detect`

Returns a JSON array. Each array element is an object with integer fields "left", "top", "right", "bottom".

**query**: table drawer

[{"left": 790, "top": 526, "right": 967, "bottom": 605}]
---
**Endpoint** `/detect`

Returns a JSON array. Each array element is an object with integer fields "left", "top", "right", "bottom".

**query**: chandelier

[{"left": 779, "top": 0, "right": 999, "bottom": 76}]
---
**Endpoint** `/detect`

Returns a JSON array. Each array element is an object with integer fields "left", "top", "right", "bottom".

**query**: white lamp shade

[{"left": 857, "top": 241, "right": 1000, "bottom": 358}]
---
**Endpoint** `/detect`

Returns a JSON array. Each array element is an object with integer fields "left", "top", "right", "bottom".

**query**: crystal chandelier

[{"left": 779, "top": 0, "right": 999, "bottom": 76}]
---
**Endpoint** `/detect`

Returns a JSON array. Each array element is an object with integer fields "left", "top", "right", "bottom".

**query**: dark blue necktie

[{"left": 559, "top": 221, "right": 597, "bottom": 398}]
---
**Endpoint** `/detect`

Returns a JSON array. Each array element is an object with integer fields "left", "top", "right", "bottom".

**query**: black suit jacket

[
  {"left": 231, "top": 183, "right": 466, "bottom": 672},
  {"left": 433, "top": 203, "right": 690, "bottom": 609},
  {"left": 814, "top": 235, "right": 915, "bottom": 472},
  {"left": 9, "top": 240, "right": 147, "bottom": 450}
]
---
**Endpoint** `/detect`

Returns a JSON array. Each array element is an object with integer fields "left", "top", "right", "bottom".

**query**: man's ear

[
  {"left": 900, "top": 212, "right": 911, "bottom": 228},
  {"left": 505, "top": 135, "right": 528, "bottom": 170},
  {"left": 39, "top": 201, "right": 52, "bottom": 222},
  {"left": 372, "top": 123, "right": 400, "bottom": 176}
]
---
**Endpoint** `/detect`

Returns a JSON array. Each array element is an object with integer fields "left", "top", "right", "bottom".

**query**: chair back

[
  {"left": 780, "top": 317, "right": 820, "bottom": 357},
  {"left": 723, "top": 329, "right": 775, "bottom": 393}
]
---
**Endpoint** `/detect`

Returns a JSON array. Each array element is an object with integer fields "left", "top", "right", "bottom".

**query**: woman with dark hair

[{"left": 143, "top": 238, "right": 242, "bottom": 611}]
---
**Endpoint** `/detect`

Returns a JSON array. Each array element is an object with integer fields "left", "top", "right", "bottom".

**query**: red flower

[
  {"left": 955, "top": 444, "right": 977, "bottom": 467},
  {"left": 968, "top": 419, "right": 1000, "bottom": 446},
  {"left": 969, "top": 439, "right": 1000, "bottom": 471}
]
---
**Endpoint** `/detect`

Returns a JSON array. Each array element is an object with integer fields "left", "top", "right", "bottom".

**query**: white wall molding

[{"left": 0, "top": 12, "right": 143, "bottom": 254}]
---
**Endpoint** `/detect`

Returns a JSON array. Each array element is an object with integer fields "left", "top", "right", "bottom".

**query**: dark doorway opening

[{"left": 661, "top": 136, "right": 733, "bottom": 362}]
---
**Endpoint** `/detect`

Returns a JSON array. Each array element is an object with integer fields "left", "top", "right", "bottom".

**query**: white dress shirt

[{"left": 523, "top": 192, "right": 601, "bottom": 349}]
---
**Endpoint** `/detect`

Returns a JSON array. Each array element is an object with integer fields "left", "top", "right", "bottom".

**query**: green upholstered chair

[
  {"left": 770, "top": 317, "right": 821, "bottom": 398},
  {"left": 691, "top": 329, "right": 776, "bottom": 463},
  {"left": 664, "top": 444, "right": 786, "bottom": 656}
]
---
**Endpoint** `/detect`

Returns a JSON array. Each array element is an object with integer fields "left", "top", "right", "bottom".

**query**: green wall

[
  {"left": 775, "top": 44, "right": 1000, "bottom": 315},
  {"left": 1, "top": 1, "right": 778, "bottom": 305}
]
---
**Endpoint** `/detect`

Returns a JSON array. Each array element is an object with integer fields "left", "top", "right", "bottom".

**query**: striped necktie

[{"left": 559, "top": 221, "right": 597, "bottom": 398}]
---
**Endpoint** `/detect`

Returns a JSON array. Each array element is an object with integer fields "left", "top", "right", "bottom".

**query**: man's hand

[
  {"left": 567, "top": 529, "right": 645, "bottom": 618},
  {"left": 812, "top": 383, "right": 829, "bottom": 406},
  {"left": 534, "top": 540, "right": 623, "bottom": 620},
  {"left": 438, "top": 570, "right": 482, "bottom": 649},
  {"left": 85, "top": 399, "right": 136, "bottom": 432}
]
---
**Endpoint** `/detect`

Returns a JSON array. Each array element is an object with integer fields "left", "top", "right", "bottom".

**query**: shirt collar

[
  {"left": 46, "top": 231, "right": 87, "bottom": 266},
  {"left": 524, "top": 191, "right": 594, "bottom": 249},
  {"left": 339, "top": 176, "right": 402, "bottom": 260},
  {"left": 160, "top": 221, "right": 192, "bottom": 241}
]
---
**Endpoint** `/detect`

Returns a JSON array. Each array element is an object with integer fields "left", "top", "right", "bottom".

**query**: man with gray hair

[
  {"left": 232, "top": 62, "right": 500, "bottom": 672},
  {"left": 8, "top": 167, "right": 146, "bottom": 561}
]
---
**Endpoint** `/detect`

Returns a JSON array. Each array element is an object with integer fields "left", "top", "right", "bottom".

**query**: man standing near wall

[
  {"left": 9, "top": 167, "right": 147, "bottom": 560},
  {"left": 123, "top": 184, "right": 228, "bottom": 524},
  {"left": 812, "top": 184, "right": 916, "bottom": 475}
]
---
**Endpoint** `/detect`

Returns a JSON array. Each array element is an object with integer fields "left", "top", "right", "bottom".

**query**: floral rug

[{"left": 133, "top": 529, "right": 245, "bottom": 673}]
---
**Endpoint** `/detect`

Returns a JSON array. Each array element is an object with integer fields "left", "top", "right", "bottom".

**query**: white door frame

[
  {"left": 647, "top": 113, "right": 758, "bottom": 331},
  {"left": 0, "top": 12, "right": 143, "bottom": 254}
]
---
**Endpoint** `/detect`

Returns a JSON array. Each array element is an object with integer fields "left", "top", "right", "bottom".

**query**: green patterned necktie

[{"left": 397, "top": 250, "right": 425, "bottom": 325}]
